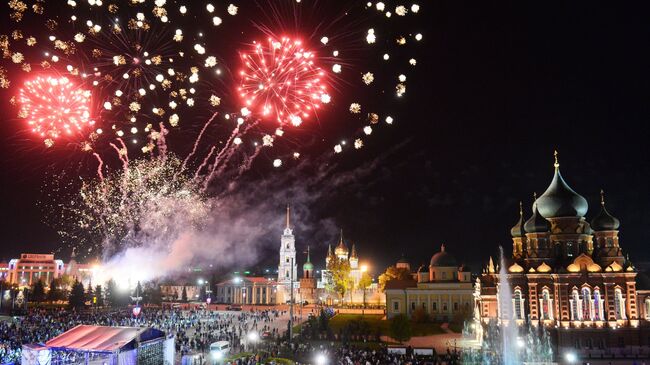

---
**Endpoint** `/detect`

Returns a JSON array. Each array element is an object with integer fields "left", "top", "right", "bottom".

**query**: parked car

[{"left": 225, "top": 304, "right": 242, "bottom": 311}]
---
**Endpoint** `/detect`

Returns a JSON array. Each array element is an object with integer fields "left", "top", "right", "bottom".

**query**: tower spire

[
  {"left": 286, "top": 204, "right": 290, "bottom": 229},
  {"left": 554, "top": 150, "right": 559, "bottom": 169},
  {"left": 339, "top": 228, "right": 343, "bottom": 244},
  {"left": 519, "top": 201, "right": 523, "bottom": 217},
  {"left": 600, "top": 189, "right": 605, "bottom": 206},
  {"left": 306, "top": 245, "right": 311, "bottom": 262}
]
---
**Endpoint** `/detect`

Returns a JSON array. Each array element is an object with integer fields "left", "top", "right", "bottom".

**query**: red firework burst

[
  {"left": 238, "top": 37, "right": 330, "bottom": 126},
  {"left": 18, "top": 76, "right": 95, "bottom": 146}
]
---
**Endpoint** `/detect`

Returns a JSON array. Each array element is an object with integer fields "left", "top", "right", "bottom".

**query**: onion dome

[
  {"left": 536, "top": 151, "right": 588, "bottom": 218},
  {"left": 510, "top": 202, "right": 525, "bottom": 237},
  {"left": 430, "top": 244, "right": 458, "bottom": 267},
  {"left": 350, "top": 244, "right": 358, "bottom": 258},
  {"left": 397, "top": 255, "right": 410, "bottom": 264},
  {"left": 303, "top": 246, "right": 314, "bottom": 271},
  {"left": 334, "top": 229, "right": 348, "bottom": 256},
  {"left": 591, "top": 190, "right": 620, "bottom": 231},
  {"left": 524, "top": 193, "right": 550, "bottom": 233}
]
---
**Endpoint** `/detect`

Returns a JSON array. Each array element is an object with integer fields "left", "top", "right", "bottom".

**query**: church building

[{"left": 475, "top": 153, "right": 650, "bottom": 357}]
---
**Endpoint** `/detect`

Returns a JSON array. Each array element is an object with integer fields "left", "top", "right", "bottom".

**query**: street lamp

[{"left": 247, "top": 331, "right": 259, "bottom": 351}]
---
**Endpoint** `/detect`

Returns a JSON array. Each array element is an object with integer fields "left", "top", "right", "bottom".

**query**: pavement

[{"left": 381, "top": 322, "right": 463, "bottom": 353}]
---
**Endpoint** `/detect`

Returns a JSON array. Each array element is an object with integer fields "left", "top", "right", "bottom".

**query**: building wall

[{"left": 386, "top": 282, "right": 474, "bottom": 319}]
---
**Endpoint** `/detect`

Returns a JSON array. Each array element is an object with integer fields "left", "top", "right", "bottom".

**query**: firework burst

[
  {"left": 17, "top": 76, "right": 95, "bottom": 147},
  {"left": 238, "top": 36, "right": 330, "bottom": 126}
]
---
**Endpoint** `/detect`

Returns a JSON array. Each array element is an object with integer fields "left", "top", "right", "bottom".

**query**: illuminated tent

[{"left": 22, "top": 325, "right": 174, "bottom": 365}]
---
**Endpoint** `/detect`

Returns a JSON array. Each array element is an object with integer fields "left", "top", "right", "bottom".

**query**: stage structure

[{"left": 22, "top": 325, "right": 174, "bottom": 365}]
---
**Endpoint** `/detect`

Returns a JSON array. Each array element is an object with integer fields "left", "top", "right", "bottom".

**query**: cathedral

[
  {"left": 320, "top": 232, "right": 363, "bottom": 290},
  {"left": 476, "top": 153, "right": 650, "bottom": 356}
]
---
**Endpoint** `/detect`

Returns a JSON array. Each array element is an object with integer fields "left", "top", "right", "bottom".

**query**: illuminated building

[
  {"left": 475, "top": 153, "right": 650, "bottom": 356},
  {"left": 214, "top": 277, "right": 277, "bottom": 305},
  {"left": 4, "top": 254, "right": 64, "bottom": 287},
  {"left": 385, "top": 245, "right": 473, "bottom": 320},
  {"left": 0, "top": 252, "right": 96, "bottom": 288},
  {"left": 277, "top": 206, "right": 298, "bottom": 302}
]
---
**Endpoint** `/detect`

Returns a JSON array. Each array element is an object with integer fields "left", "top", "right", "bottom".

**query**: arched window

[
  {"left": 570, "top": 289, "right": 581, "bottom": 320},
  {"left": 582, "top": 287, "right": 592, "bottom": 320},
  {"left": 513, "top": 289, "right": 524, "bottom": 320},
  {"left": 540, "top": 289, "right": 552, "bottom": 320},
  {"left": 614, "top": 288, "right": 626, "bottom": 320},
  {"left": 593, "top": 289, "right": 603, "bottom": 321},
  {"left": 645, "top": 298, "right": 650, "bottom": 320}
]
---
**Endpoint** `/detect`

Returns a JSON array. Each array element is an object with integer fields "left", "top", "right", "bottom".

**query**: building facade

[
  {"left": 6, "top": 254, "right": 65, "bottom": 286},
  {"left": 215, "top": 277, "right": 277, "bottom": 305},
  {"left": 475, "top": 154, "right": 650, "bottom": 356},
  {"left": 385, "top": 245, "right": 473, "bottom": 320}
]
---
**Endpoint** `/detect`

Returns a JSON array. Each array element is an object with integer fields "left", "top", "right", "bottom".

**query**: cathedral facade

[{"left": 476, "top": 154, "right": 650, "bottom": 356}]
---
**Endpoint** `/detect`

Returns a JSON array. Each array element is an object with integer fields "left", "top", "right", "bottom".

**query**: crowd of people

[
  {"left": 0, "top": 306, "right": 289, "bottom": 364},
  {"left": 0, "top": 306, "right": 461, "bottom": 364}
]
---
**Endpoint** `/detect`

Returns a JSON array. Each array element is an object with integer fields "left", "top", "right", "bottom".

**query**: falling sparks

[{"left": 349, "top": 103, "right": 361, "bottom": 114}]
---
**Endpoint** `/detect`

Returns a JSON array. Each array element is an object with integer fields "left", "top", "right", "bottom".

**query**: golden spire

[
  {"left": 553, "top": 150, "right": 559, "bottom": 169},
  {"left": 519, "top": 201, "right": 523, "bottom": 217},
  {"left": 600, "top": 189, "right": 605, "bottom": 206}
]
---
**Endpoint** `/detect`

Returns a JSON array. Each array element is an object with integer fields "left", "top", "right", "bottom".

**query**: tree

[
  {"left": 47, "top": 279, "right": 65, "bottom": 302},
  {"left": 86, "top": 282, "right": 94, "bottom": 303},
  {"left": 142, "top": 283, "right": 162, "bottom": 305},
  {"left": 389, "top": 314, "right": 412, "bottom": 344},
  {"left": 105, "top": 279, "right": 116, "bottom": 307},
  {"left": 326, "top": 257, "right": 352, "bottom": 301},
  {"left": 94, "top": 285, "right": 104, "bottom": 306},
  {"left": 358, "top": 272, "right": 373, "bottom": 308},
  {"left": 68, "top": 280, "right": 86, "bottom": 309},
  {"left": 181, "top": 286, "right": 188, "bottom": 302},
  {"left": 378, "top": 266, "right": 412, "bottom": 292},
  {"left": 133, "top": 281, "right": 143, "bottom": 303},
  {"left": 31, "top": 280, "right": 46, "bottom": 303}
]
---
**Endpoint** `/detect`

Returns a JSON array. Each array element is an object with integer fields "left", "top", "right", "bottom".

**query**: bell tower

[{"left": 278, "top": 205, "right": 297, "bottom": 287}]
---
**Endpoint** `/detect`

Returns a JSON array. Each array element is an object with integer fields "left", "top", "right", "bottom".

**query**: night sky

[{"left": 1, "top": 2, "right": 649, "bottom": 277}]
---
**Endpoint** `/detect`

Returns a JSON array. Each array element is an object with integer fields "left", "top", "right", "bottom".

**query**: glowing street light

[
  {"left": 564, "top": 351, "right": 578, "bottom": 363},
  {"left": 361, "top": 265, "right": 368, "bottom": 273},
  {"left": 197, "top": 278, "right": 205, "bottom": 285},
  {"left": 315, "top": 353, "right": 327, "bottom": 365}
]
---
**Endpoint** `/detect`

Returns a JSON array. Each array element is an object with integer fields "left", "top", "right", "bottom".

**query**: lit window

[
  {"left": 581, "top": 287, "right": 592, "bottom": 320},
  {"left": 570, "top": 289, "right": 581, "bottom": 320},
  {"left": 540, "top": 289, "right": 552, "bottom": 320},
  {"left": 513, "top": 289, "right": 524, "bottom": 320},
  {"left": 594, "top": 289, "right": 603, "bottom": 321},
  {"left": 614, "top": 288, "right": 626, "bottom": 320}
]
